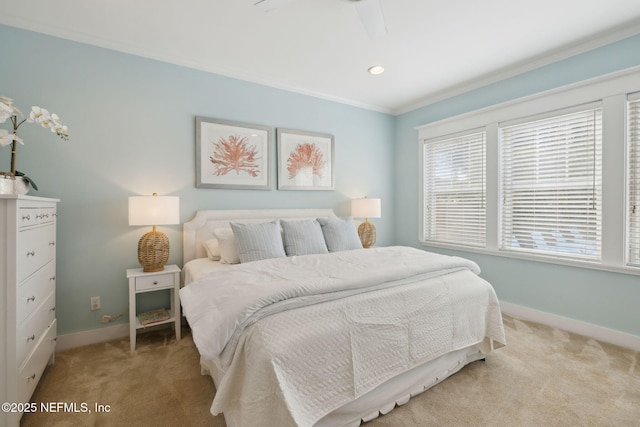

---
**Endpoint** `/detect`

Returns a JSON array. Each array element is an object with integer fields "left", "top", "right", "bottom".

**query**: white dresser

[{"left": 1, "top": 195, "right": 59, "bottom": 427}]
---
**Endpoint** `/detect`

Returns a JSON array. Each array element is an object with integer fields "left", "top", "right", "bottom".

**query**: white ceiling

[{"left": 2, "top": 0, "right": 640, "bottom": 114}]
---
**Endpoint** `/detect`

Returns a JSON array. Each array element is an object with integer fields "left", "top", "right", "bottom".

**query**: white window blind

[
  {"left": 628, "top": 95, "right": 640, "bottom": 267},
  {"left": 423, "top": 131, "right": 486, "bottom": 247},
  {"left": 500, "top": 106, "right": 602, "bottom": 261}
]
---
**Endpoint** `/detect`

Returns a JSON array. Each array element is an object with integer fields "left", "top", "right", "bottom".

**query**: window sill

[{"left": 419, "top": 240, "right": 640, "bottom": 277}]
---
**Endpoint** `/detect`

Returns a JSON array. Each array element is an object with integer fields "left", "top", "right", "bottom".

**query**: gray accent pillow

[
  {"left": 317, "top": 217, "right": 363, "bottom": 252},
  {"left": 230, "top": 220, "right": 286, "bottom": 263},
  {"left": 281, "top": 219, "right": 329, "bottom": 256}
]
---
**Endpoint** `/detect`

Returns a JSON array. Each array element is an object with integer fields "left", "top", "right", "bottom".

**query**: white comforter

[{"left": 180, "top": 246, "right": 505, "bottom": 427}]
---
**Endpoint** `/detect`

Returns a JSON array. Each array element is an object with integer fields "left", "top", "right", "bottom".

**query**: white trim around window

[
  {"left": 628, "top": 92, "right": 640, "bottom": 267},
  {"left": 418, "top": 65, "right": 640, "bottom": 276}
]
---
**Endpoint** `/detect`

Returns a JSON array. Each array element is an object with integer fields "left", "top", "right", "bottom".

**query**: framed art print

[
  {"left": 196, "top": 117, "right": 272, "bottom": 190},
  {"left": 277, "top": 128, "right": 335, "bottom": 190}
]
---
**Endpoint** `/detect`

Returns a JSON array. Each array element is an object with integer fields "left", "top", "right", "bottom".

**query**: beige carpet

[{"left": 21, "top": 315, "right": 639, "bottom": 427}]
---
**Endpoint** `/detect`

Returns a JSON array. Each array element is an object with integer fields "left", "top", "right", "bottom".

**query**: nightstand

[{"left": 127, "top": 265, "right": 181, "bottom": 352}]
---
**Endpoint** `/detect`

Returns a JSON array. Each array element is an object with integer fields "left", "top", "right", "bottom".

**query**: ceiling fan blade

[
  {"left": 254, "top": 0, "right": 298, "bottom": 12},
  {"left": 353, "top": 0, "right": 387, "bottom": 38}
]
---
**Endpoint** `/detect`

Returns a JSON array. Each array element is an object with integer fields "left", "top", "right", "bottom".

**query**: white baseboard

[
  {"left": 500, "top": 301, "right": 640, "bottom": 352},
  {"left": 56, "top": 324, "right": 129, "bottom": 352}
]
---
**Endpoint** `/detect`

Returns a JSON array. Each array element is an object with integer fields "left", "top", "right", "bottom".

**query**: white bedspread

[
  {"left": 180, "top": 246, "right": 505, "bottom": 427},
  {"left": 182, "top": 257, "right": 228, "bottom": 284}
]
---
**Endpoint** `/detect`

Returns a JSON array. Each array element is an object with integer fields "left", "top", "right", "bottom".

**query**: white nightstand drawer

[{"left": 135, "top": 273, "right": 175, "bottom": 291}]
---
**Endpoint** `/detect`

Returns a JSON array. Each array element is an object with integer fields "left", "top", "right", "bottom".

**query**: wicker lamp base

[
  {"left": 358, "top": 220, "right": 377, "bottom": 248},
  {"left": 138, "top": 228, "right": 170, "bottom": 272}
]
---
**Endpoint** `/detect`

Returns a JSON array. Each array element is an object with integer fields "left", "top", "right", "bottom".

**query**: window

[
  {"left": 499, "top": 106, "right": 603, "bottom": 261},
  {"left": 628, "top": 94, "right": 640, "bottom": 267},
  {"left": 418, "top": 68, "right": 640, "bottom": 274},
  {"left": 422, "top": 131, "right": 486, "bottom": 247}
]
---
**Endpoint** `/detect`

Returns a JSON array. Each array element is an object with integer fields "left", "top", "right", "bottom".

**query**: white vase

[
  {"left": 14, "top": 177, "right": 29, "bottom": 194},
  {"left": 0, "top": 175, "right": 30, "bottom": 195}
]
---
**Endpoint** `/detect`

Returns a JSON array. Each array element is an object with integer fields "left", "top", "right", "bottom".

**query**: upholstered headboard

[{"left": 182, "top": 208, "right": 338, "bottom": 266}]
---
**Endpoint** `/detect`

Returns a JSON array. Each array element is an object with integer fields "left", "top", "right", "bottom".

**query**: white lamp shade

[
  {"left": 351, "top": 198, "right": 381, "bottom": 219},
  {"left": 128, "top": 195, "right": 180, "bottom": 226}
]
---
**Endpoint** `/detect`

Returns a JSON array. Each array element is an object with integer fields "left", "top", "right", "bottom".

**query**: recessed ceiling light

[{"left": 368, "top": 65, "right": 385, "bottom": 75}]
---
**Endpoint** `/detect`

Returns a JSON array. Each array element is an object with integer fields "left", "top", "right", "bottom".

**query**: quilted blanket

[{"left": 180, "top": 246, "right": 505, "bottom": 427}]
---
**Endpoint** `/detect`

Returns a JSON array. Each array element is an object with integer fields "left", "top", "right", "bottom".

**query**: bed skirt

[{"left": 200, "top": 340, "right": 494, "bottom": 427}]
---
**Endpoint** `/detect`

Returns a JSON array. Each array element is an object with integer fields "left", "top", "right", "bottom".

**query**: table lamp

[
  {"left": 128, "top": 193, "right": 180, "bottom": 272},
  {"left": 351, "top": 197, "right": 381, "bottom": 248}
]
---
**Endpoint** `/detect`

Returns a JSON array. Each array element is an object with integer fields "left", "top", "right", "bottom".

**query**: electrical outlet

[
  {"left": 101, "top": 315, "right": 111, "bottom": 323},
  {"left": 90, "top": 296, "right": 101, "bottom": 311}
]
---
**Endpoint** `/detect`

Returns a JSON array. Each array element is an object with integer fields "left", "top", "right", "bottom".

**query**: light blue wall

[
  {"left": 395, "top": 34, "right": 640, "bottom": 336},
  {"left": 3, "top": 23, "right": 639, "bottom": 339},
  {"left": 0, "top": 25, "right": 396, "bottom": 335}
]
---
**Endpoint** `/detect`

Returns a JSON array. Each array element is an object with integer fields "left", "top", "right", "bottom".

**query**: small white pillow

[
  {"left": 203, "top": 238, "right": 221, "bottom": 261},
  {"left": 317, "top": 217, "right": 363, "bottom": 252},
  {"left": 281, "top": 219, "right": 328, "bottom": 256},
  {"left": 230, "top": 220, "right": 286, "bottom": 263},
  {"left": 212, "top": 228, "right": 240, "bottom": 264}
]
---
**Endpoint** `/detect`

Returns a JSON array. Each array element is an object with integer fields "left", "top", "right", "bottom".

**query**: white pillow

[
  {"left": 317, "top": 217, "right": 363, "bottom": 252},
  {"left": 212, "top": 228, "right": 240, "bottom": 264},
  {"left": 230, "top": 220, "right": 286, "bottom": 263},
  {"left": 203, "top": 238, "right": 221, "bottom": 261},
  {"left": 281, "top": 219, "right": 328, "bottom": 256}
]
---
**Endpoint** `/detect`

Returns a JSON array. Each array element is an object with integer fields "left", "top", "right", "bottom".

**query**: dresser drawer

[
  {"left": 18, "top": 207, "right": 40, "bottom": 227},
  {"left": 18, "top": 205, "right": 57, "bottom": 228},
  {"left": 17, "top": 291, "right": 56, "bottom": 368},
  {"left": 17, "top": 224, "right": 55, "bottom": 283},
  {"left": 136, "top": 272, "right": 176, "bottom": 291},
  {"left": 17, "top": 261, "right": 56, "bottom": 326},
  {"left": 38, "top": 207, "right": 56, "bottom": 224},
  {"left": 18, "top": 319, "right": 57, "bottom": 404}
]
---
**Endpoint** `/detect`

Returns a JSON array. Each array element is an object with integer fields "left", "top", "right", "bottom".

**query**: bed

[{"left": 179, "top": 208, "right": 506, "bottom": 427}]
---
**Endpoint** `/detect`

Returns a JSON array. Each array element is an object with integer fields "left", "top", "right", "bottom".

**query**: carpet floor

[{"left": 21, "top": 314, "right": 640, "bottom": 427}]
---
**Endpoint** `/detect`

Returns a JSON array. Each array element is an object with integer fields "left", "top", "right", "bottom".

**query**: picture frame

[
  {"left": 196, "top": 117, "right": 272, "bottom": 190},
  {"left": 277, "top": 128, "right": 335, "bottom": 190}
]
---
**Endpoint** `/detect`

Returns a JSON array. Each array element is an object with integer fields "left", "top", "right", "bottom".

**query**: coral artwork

[
  {"left": 210, "top": 134, "right": 260, "bottom": 177},
  {"left": 287, "top": 142, "right": 326, "bottom": 180}
]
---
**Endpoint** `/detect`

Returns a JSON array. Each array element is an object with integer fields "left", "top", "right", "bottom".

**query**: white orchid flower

[
  {"left": 1, "top": 96, "right": 70, "bottom": 186},
  {"left": 0, "top": 129, "right": 13, "bottom": 146},
  {"left": 0, "top": 101, "right": 12, "bottom": 124},
  {"left": 0, "top": 129, "right": 23, "bottom": 146},
  {"left": 0, "top": 96, "right": 22, "bottom": 124},
  {"left": 29, "top": 106, "right": 51, "bottom": 125},
  {"left": 51, "top": 123, "right": 68, "bottom": 137}
]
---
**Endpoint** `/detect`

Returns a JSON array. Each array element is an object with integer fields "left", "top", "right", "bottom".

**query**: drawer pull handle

[
  {"left": 26, "top": 373, "right": 36, "bottom": 381},
  {"left": 22, "top": 214, "right": 31, "bottom": 221},
  {"left": 153, "top": 281, "right": 159, "bottom": 285},
  {"left": 27, "top": 295, "right": 36, "bottom": 302},
  {"left": 44, "top": 213, "right": 50, "bottom": 218},
  {"left": 27, "top": 334, "right": 35, "bottom": 342},
  {"left": 50, "top": 306, "right": 56, "bottom": 312},
  {"left": 36, "top": 214, "right": 43, "bottom": 219},
  {"left": 53, "top": 213, "right": 57, "bottom": 217},
  {"left": 26, "top": 251, "right": 35, "bottom": 256},
  {"left": 50, "top": 276, "right": 56, "bottom": 281},
  {"left": 49, "top": 241, "right": 56, "bottom": 246}
]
